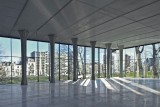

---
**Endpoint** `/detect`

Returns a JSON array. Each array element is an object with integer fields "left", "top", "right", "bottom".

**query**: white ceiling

[{"left": 0, "top": 0, "right": 160, "bottom": 49}]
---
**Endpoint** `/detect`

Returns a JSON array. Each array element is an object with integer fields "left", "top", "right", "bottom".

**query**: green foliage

[{"left": 0, "top": 71, "right": 159, "bottom": 84}]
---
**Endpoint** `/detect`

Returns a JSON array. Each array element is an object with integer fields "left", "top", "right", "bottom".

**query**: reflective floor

[{"left": 0, "top": 77, "right": 160, "bottom": 107}]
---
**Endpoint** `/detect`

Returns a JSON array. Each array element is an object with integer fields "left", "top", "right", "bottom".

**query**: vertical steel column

[
  {"left": 84, "top": 47, "right": 86, "bottom": 79},
  {"left": 134, "top": 50, "right": 136, "bottom": 78},
  {"left": 72, "top": 38, "right": 78, "bottom": 81},
  {"left": 18, "top": 30, "right": 28, "bottom": 85},
  {"left": 118, "top": 45, "right": 124, "bottom": 77},
  {"left": 105, "top": 43, "right": 112, "bottom": 78},
  {"left": 37, "top": 41, "right": 39, "bottom": 82},
  {"left": 90, "top": 41, "right": 96, "bottom": 80},
  {"left": 59, "top": 44, "right": 60, "bottom": 81},
  {"left": 104, "top": 49, "right": 107, "bottom": 78},
  {"left": 48, "top": 34, "right": 56, "bottom": 83},
  {"left": 48, "top": 43, "right": 50, "bottom": 81},
  {"left": 98, "top": 48, "right": 100, "bottom": 78},
  {"left": 68, "top": 45, "right": 70, "bottom": 80},
  {"left": 110, "top": 49, "right": 113, "bottom": 77},
  {"left": 10, "top": 39, "right": 12, "bottom": 84}
]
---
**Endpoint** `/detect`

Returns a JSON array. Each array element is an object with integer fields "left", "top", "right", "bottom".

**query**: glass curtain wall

[
  {"left": 27, "top": 41, "right": 50, "bottom": 82},
  {"left": 68, "top": 45, "right": 73, "bottom": 80},
  {"left": 12, "top": 39, "right": 21, "bottom": 83},
  {"left": 38, "top": 42, "right": 49, "bottom": 82},
  {"left": 0, "top": 37, "right": 11, "bottom": 84},
  {"left": 112, "top": 50, "right": 120, "bottom": 77},
  {"left": 123, "top": 48, "right": 136, "bottom": 77},
  {"left": 112, "top": 45, "right": 159, "bottom": 78},
  {"left": 2, "top": 36, "right": 160, "bottom": 84},
  {"left": 0, "top": 38, "right": 22, "bottom": 84},
  {"left": 78, "top": 46, "right": 84, "bottom": 79},
  {"left": 86, "top": 47, "right": 91, "bottom": 78},
  {"left": 99, "top": 49, "right": 105, "bottom": 77},
  {"left": 59, "top": 44, "right": 68, "bottom": 80},
  {"left": 141, "top": 45, "right": 153, "bottom": 78},
  {"left": 95, "top": 48, "right": 98, "bottom": 78},
  {"left": 155, "top": 43, "right": 160, "bottom": 77},
  {"left": 55, "top": 43, "right": 59, "bottom": 80},
  {"left": 27, "top": 40, "right": 38, "bottom": 82}
]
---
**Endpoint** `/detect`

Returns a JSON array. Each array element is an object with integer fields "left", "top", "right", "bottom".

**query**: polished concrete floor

[{"left": 0, "top": 77, "right": 160, "bottom": 107}]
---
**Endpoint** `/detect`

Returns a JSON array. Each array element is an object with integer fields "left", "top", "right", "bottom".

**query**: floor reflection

[{"left": 0, "top": 78, "right": 160, "bottom": 107}]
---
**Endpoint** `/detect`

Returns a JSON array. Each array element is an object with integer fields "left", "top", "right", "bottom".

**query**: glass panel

[
  {"left": 12, "top": 57, "right": 21, "bottom": 84},
  {"left": 155, "top": 44, "right": 160, "bottom": 77},
  {"left": 86, "top": 47, "right": 91, "bottom": 78},
  {"left": 112, "top": 50, "right": 120, "bottom": 77},
  {"left": 38, "top": 42, "right": 49, "bottom": 82},
  {"left": 55, "top": 44, "right": 59, "bottom": 80},
  {"left": 95, "top": 48, "right": 98, "bottom": 78},
  {"left": 0, "top": 37, "right": 11, "bottom": 84},
  {"left": 78, "top": 46, "right": 84, "bottom": 79},
  {"left": 143, "top": 45, "right": 153, "bottom": 78},
  {"left": 68, "top": 45, "right": 73, "bottom": 80},
  {"left": 100, "top": 49, "right": 105, "bottom": 77},
  {"left": 0, "top": 37, "right": 11, "bottom": 56},
  {"left": 123, "top": 48, "right": 136, "bottom": 77},
  {"left": 27, "top": 40, "right": 38, "bottom": 82},
  {"left": 12, "top": 39, "right": 21, "bottom": 83},
  {"left": 60, "top": 44, "right": 68, "bottom": 80},
  {"left": 0, "top": 57, "right": 11, "bottom": 84}
]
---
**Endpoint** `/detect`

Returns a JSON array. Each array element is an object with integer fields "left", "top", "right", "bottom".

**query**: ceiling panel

[
  {"left": 0, "top": 0, "right": 26, "bottom": 36},
  {"left": 0, "top": 0, "right": 160, "bottom": 49},
  {"left": 124, "top": 1, "right": 160, "bottom": 20},
  {"left": 58, "top": 12, "right": 113, "bottom": 39},
  {"left": 75, "top": 17, "right": 133, "bottom": 40},
  {"left": 37, "top": 0, "right": 99, "bottom": 38},
  {"left": 122, "top": 37, "right": 160, "bottom": 48},
  {"left": 107, "top": 0, "right": 157, "bottom": 13},
  {"left": 117, "top": 31, "right": 160, "bottom": 45},
  {"left": 79, "top": 0, "right": 115, "bottom": 8},
  {"left": 14, "top": 0, "right": 70, "bottom": 33},
  {"left": 81, "top": 22, "right": 147, "bottom": 41},
  {"left": 139, "top": 15, "right": 160, "bottom": 26},
  {"left": 101, "top": 27, "right": 155, "bottom": 42}
]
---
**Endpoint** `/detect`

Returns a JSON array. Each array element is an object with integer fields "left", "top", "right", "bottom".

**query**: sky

[
  {"left": 0, "top": 37, "right": 49, "bottom": 62},
  {"left": 0, "top": 37, "right": 155, "bottom": 63}
]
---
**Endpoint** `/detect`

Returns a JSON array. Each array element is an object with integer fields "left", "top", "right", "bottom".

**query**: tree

[
  {"left": 135, "top": 46, "right": 144, "bottom": 77},
  {"left": 0, "top": 64, "right": 6, "bottom": 81},
  {"left": 77, "top": 47, "right": 85, "bottom": 78},
  {"left": 57, "top": 45, "right": 85, "bottom": 79},
  {"left": 0, "top": 44, "right": 6, "bottom": 82},
  {"left": 152, "top": 44, "right": 159, "bottom": 78}
]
